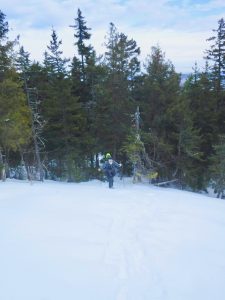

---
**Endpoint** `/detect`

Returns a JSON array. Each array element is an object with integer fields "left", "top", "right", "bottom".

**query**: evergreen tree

[
  {"left": 0, "top": 11, "right": 31, "bottom": 179},
  {"left": 183, "top": 63, "right": 217, "bottom": 158},
  {"left": 140, "top": 46, "right": 181, "bottom": 179},
  {"left": 70, "top": 10, "right": 102, "bottom": 173},
  {"left": 16, "top": 46, "right": 30, "bottom": 74},
  {"left": 70, "top": 8, "right": 93, "bottom": 79},
  {"left": 0, "top": 75, "right": 31, "bottom": 179},
  {"left": 210, "top": 135, "right": 225, "bottom": 198},
  {"left": 95, "top": 23, "right": 140, "bottom": 159},
  {"left": 16, "top": 46, "right": 47, "bottom": 180},
  {"left": 205, "top": 18, "right": 225, "bottom": 135},
  {"left": 43, "top": 29, "right": 84, "bottom": 181},
  {"left": 0, "top": 10, "right": 17, "bottom": 81},
  {"left": 70, "top": 9, "right": 93, "bottom": 109},
  {"left": 205, "top": 18, "right": 225, "bottom": 92},
  {"left": 0, "top": 10, "right": 8, "bottom": 40},
  {"left": 44, "top": 29, "right": 69, "bottom": 76},
  {"left": 167, "top": 92, "right": 202, "bottom": 189},
  {"left": 122, "top": 107, "right": 156, "bottom": 182}
]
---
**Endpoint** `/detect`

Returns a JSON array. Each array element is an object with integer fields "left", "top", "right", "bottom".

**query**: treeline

[{"left": 0, "top": 9, "right": 225, "bottom": 196}]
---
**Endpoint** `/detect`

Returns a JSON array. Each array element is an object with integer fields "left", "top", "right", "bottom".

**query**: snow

[{"left": 0, "top": 177, "right": 225, "bottom": 300}]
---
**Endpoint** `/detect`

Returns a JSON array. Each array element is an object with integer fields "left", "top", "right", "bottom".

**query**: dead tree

[
  {"left": 131, "top": 106, "right": 157, "bottom": 183},
  {"left": 26, "top": 87, "right": 45, "bottom": 181}
]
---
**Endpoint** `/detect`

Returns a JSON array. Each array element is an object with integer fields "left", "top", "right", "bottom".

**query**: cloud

[{"left": 3, "top": 0, "right": 224, "bottom": 73}]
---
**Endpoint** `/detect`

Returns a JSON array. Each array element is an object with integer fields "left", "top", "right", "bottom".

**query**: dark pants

[
  {"left": 107, "top": 176, "right": 114, "bottom": 188},
  {"left": 106, "top": 170, "right": 115, "bottom": 188}
]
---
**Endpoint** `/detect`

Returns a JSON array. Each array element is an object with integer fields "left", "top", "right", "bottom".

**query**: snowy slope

[{"left": 0, "top": 178, "right": 225, "bottom": 300}]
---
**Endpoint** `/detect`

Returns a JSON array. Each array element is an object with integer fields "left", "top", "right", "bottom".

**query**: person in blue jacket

[{"left": 102, "top": 153, "right": 122, "bottom": 188}]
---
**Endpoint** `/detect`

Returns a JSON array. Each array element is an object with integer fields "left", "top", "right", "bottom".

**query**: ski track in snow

[
  {"left": 103, "top": 193, "right": 167, "bottom": 300},
  {"left": 1, "top": 178, "right": 225, "bottom": 300}
]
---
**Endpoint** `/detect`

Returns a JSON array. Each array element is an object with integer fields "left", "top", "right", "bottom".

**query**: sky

[{"left": 1, "top": 0, "right": 225, "bottom": 73}]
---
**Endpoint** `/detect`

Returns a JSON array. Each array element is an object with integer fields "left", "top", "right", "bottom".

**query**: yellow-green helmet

[{"left": 105, "top": 153, "right": 112, "bottom": 159}]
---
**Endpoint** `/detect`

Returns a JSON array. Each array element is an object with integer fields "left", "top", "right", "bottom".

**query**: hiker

[{"left": 101, "top": 153, "right": 122, "bottom": 188}]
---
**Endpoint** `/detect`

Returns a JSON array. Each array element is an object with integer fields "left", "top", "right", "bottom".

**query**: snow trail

[{"left": 0, "top": 178, "right": 225, "bottom": 300}]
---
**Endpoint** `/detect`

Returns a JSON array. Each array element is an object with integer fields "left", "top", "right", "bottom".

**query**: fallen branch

[{"left": 154, "top": 179, "right": 178, "bottom": 186}]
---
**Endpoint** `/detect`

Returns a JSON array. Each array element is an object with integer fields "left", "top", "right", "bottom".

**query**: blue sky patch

[{"left": 166, "top": 0, "right": 211, "bottom": 8}]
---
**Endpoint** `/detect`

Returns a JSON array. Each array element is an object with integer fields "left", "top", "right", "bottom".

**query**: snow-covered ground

[{"left": 1, "top": 177, "right": 225, "bottom": 300}]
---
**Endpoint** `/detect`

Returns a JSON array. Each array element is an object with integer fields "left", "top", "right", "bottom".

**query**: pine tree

[
  {"left": 140, "top": 46, "right": 181, "bottom": 179},
  {"left": 167, "top": 92, "right": 202, "bottom": 189},
  {"left": 205, "top": 18, "right": 225, "bottom": 135},
  {"left": 95, "top": 23, "right": 140, "bottom": 159},
  {"left": 0, "top": 10, "right": 8, "bottom": 40},
  {"left": 205, "top": 18, "right": 225, "bottom": 93},
  {"left": 0, "top": 75, "right": 31, "bottom": 179},
  {"left": 70, "top": 9, "right": 93, "bottom": 108},
  {"left": 16, "top": 46, "right": 30, "bottom": 74},
  {"left": 70, "top": 8, "right": 93, "bottom": 79},
  {"left": 70, "top": 10, "right": 102, "bottom": 173},
  {"left": 44, "top": 29, "right": 70, "bottom": 76},
  {"left": 122, "top": 107, "right": 156, "bottom": 182},
  {"left": 210, "top": 135, "right": 225, "bottom": 198},
  {"left": 16, "top": 46, "right": 46, "bottom": 180},
  {"left": 43, "top": 29, "right": 84, "bottom": 181},
  {"left": 0, "top": 10, "right": 17, "bottom": 81},
  {"left": 183, "top": 63, "right": 217, "bottom": 158},
  {"left": 0, "top": 11, "right": 31, "bottom": 180}
]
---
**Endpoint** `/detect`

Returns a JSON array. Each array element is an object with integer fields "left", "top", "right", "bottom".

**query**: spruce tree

[
  {"left": 0, "top": 10, "right": 17, "bottom": 81},
  {"left": 205, "top": 18, "right": 225, "bottom": 135},
  {"left": 0, "top": 10, "right": 8, "bottom": 40},
  {"left": 205, "top": 18, "right": 225, "bottom": 92},
  {"left": 140, "top": 46, "right": 181, "bottom": 180},
  {"left": 16, "top": 46, "right": 46, "bottom": 180},
  {"left": 167, "top": 92, "right": 202, "bottom": 189},
  {"left": 122, "top": 107, "right": 156, "bottom": 182},
  {"left": 183, "top": 63, "right": 217, "bottom": 161},
  {"left": 95, "top": 23, "right": 140, "bottom": 159},
  {"left": 0, "top": 11, "right": 31, "bottom": 179},
  {"left": 70, "top": 8, "right": 92, "bottom": 79},
  {"left": 0, "top": 75, "right": 31, "bottom": 179},
  {"left": 43, "top": 29, "right": 84, "bottom": 181},
  {"left": 70, "top": 9, "right": 102, "bottom": 173},
  {"left": 210, "top": 135, "right": 225, "bottom": 198}
]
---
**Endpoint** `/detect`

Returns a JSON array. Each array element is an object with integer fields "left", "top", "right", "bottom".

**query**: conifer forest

[{"left": 0, "top": 9, "right": 225, "bottom": 196}]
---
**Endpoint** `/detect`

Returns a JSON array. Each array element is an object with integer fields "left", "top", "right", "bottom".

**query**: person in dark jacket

[{"left": 102, "top": 154, "right": 122, "bottom": 188}]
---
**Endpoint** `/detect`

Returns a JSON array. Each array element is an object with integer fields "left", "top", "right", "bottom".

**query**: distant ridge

[{"left": 180, "top": 73, "right": 190, "bottom": 85}]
